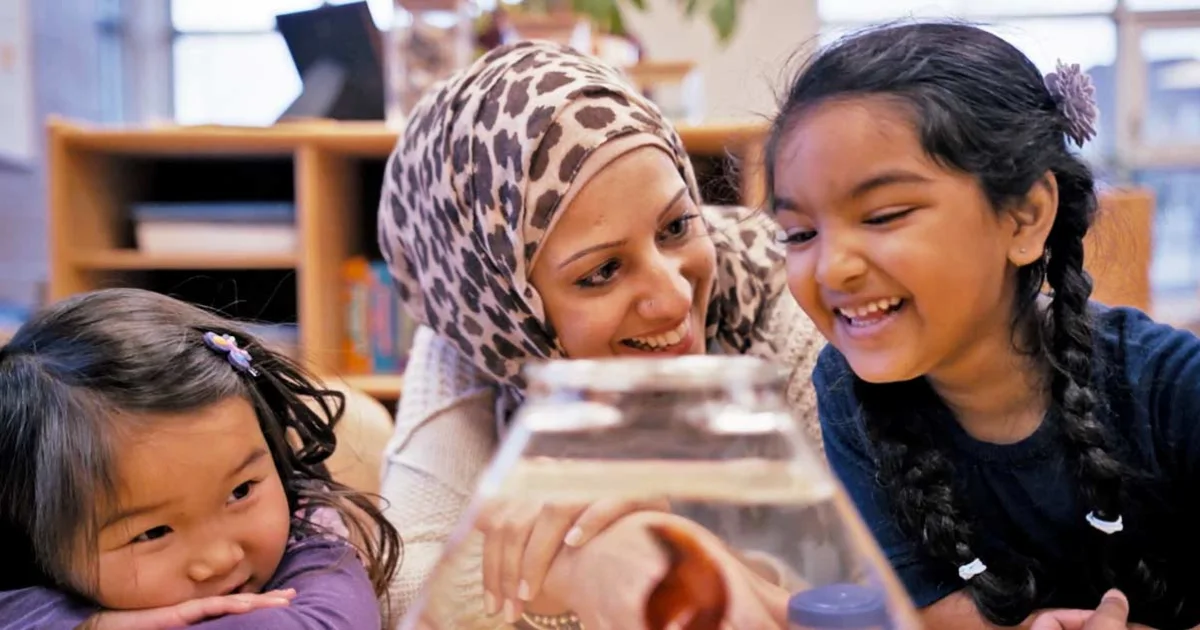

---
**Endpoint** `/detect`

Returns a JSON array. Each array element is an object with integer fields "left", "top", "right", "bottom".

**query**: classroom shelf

[{"left": 46, "top": 117, "right": 773, "bottom": 402}]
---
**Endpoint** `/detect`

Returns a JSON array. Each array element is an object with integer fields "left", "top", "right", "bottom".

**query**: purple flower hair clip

[
  {"left": 1045, "top": 60, "right": 1099, "bottom": 148},
  {"left": 203, "top": 331, "right": 259, "bottom": 377}
]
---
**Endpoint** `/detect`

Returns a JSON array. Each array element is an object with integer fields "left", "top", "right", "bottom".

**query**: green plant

[{"left": 523, "top": 0, "right": 744, "bottom": 43}]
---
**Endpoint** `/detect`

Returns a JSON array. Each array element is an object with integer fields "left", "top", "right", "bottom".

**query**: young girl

[
  {"left": 768, "top": 21, "right": 1200, "bottom": 630},
  {"left": 0, "top": 288, "right": 401, "bottom": 628}
]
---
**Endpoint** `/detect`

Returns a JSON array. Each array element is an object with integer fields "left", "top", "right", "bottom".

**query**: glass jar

[
  {"left": 386, "top": 0, "right": 474, "bottom": 129},
  {"left": 398, "top": 356, "right": 920, "bottom": 629}
]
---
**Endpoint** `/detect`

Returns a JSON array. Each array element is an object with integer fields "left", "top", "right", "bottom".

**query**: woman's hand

[
  {"left": 1030, "top": 590, "right": 1156, "bottom": 630},
  {"left": 81, "top": 589, "right": 296, "bottom": 630},
  {"left": 541, "top": 511, "right": 790, "bottom": 630},
  {"left": 476, "top": 497, "right": 669, "bottom": 622}
]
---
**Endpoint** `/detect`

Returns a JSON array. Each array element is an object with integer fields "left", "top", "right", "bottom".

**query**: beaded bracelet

[{"left": 519, "top": 611, "right": 584, "bottom": 630}]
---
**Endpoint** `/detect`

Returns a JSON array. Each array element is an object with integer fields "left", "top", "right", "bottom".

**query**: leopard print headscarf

[{"left": 378, "top": 40, "right": 787, "bottom": 394}]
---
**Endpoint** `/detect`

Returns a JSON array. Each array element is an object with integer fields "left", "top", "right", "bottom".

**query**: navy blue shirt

[{"left": 817, "top": 306, "right": 1200, "bottom": 628}]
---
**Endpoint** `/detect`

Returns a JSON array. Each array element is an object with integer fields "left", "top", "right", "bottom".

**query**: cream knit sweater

[{"left": 381, "top": 295, "right": 825, "bottom": 629}]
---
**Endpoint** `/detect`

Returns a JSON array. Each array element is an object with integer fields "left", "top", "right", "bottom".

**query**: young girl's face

[
  {"left": 772, "top": 97, "right": 1028, "bottom": 384},
  {"left": 81, "top": 396, "right": 292, "bottom": 609}
]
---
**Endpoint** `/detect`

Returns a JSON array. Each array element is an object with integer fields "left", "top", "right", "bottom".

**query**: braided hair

[{"left": 765, "top": 21, "right": 1162, "bottom": 624}]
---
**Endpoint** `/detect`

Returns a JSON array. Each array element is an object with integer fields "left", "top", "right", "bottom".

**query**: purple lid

[{"left": 788, "top": 584, "right": 889, "bottom": 629}]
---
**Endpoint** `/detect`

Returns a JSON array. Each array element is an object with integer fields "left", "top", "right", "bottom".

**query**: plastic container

[
  {"left": 789, "top": 584, "right": 891, "bottom": 630},
  {"left": 398, "top": 356, "right": 920, "bottom": 629},
  {"left": 385, "top": 0, "right": 474, "bottom": 128}
]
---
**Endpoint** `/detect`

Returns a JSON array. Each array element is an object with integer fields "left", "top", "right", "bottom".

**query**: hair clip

[
  {"left": 1086, "top": 511, "right": 1124, "bottom": 535},
  {"left": 1044, "top": 60, "right": 1099, "bottom": 148},
  {"left": 958, "top": 558, "right": 987, "bottom": 581},
  {"left": 203, "top": 332, "right": 259, "bottom": 377}
]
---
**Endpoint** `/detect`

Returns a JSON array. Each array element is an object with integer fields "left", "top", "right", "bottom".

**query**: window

[
  {"left": 1138, "top": 27, "right": 1200, "bottom": 147},
  {"left": 171, "top": 0, "right": 328, "bottom": 31},
  {"left": 817, "top": 0, "right": 1200, "bottom": 317},
  {"left": 172, "top": 33, "right": 301, "bottom": 126},
  {"left": 818, "top": 0, "right": 1116, "bottom": 22}
]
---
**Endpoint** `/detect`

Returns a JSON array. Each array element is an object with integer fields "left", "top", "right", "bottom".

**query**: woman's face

[{"left": 530, "top": 146, "right": 716, "bottom": 358}]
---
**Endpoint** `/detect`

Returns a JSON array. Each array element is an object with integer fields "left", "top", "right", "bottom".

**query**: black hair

[
  {"left": 0, "top": 288, "right": 401, "bottom": 600},
  {"left": 765, "top": 21, "right": 1160, "bottom": 625}
]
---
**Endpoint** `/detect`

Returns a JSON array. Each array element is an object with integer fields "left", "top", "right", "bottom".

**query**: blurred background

[{"left": 0, "top": 0, "right": 1197, "bottom": 396}]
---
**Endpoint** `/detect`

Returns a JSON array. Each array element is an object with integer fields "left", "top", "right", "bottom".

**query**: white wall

[
  {"left": 0, "top": 2, "right": 108, "bottom": 306},
  {"left": 620, "top": 0, "right": 819, "bottom": 121}
]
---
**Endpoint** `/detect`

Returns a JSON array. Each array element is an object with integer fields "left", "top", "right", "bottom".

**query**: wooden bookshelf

[
  {"left": 45, "top": 117, "right": 770, "bottom": 403},
  {"left": 71, "top": 250, "right": 299, "bottom": 270}
]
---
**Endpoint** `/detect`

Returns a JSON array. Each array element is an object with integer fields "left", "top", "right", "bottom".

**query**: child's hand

[
  {"left": 1030, "top": 590, "right": 1156, "bottom": 630},
  {"left": 82, "top": 589, "right": 296, "bottom": 630}
]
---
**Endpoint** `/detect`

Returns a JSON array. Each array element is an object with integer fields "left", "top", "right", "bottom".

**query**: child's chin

[{"left": 844, "top": 353, "right": 916, "bottom": 385}]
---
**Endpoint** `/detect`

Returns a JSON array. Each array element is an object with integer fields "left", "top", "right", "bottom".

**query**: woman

[{"left": 378, "top": 40, "right": 824, "bottom": 628}]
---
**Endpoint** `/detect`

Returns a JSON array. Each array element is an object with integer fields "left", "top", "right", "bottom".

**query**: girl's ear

[{"left": 1006, "top": 170, "right": 1058, "bottom": 267}]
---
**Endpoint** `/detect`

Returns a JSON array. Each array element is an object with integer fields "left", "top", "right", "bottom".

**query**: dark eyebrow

[
  {"left": 557, "top": 186, "right": 689, "bottom": 270},
  {"left": 227, "top": 447, "right": 268, "bottom": 482},
  {"left": 772, "top": 170, "right": 929, "bottom": 215},
  {"left": 102, "top": 500, "right": 171, "bottom": 530},
  {"left": 846, "top": 170, "right": 932, "bottom": 200},
  {"left": 101, "top": 447, "right": 267, "bottom": 531},
  {"left": 656, "top": 187, "right": 689, "bottom": 222},
  {"left": 771, "top": 196, "right": 798, "bottom": 215}
]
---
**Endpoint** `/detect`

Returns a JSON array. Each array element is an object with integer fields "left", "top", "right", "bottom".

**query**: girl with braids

[
  {"left": 0, "top": 288, "right": 401, "bottom": 628},
  {"left": 769, "top": 21, "right": 1200, "bottom": 630}
]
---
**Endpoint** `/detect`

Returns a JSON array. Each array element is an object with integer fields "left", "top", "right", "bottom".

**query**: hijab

[{"left": 378, "top": 41, "right": 787, "bottom": 399}]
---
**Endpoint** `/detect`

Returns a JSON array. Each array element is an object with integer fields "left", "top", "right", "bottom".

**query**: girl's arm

[
  {"left": 22, "top": 537, "right": 376, "bottom": 630},
  {"left": 922, "top": 592, "right": 1036, "bottom": 629},
  {"left": 0, "top": 587, "right": 295, "bottom": 630},
  {"left": 923, "top": 590, "right": 1162, "bottom": 630},
  {"left": 168, "top": 537, "right": 380, "bottom": 630},
  {"left": 0, "top": 587, "right": 94, "bottom": 630}
]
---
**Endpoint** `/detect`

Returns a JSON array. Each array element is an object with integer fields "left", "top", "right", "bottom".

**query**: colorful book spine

[
  {"left": 342, "top": 257, "right": 374, "bottom": 374},
  {"left": 342, "top": 257, "right": 416, "bottom": 374}
]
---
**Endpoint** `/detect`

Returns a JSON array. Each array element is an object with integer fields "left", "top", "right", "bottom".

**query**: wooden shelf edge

[
  {"left": 340, "top": 373, "right": 404, "bottom": 401},
  {"left": 72, "top": 250, "right": 299, "bottom": 270},
  {"left": 47, "top": 117, "right": 769, "bottom": 160}
]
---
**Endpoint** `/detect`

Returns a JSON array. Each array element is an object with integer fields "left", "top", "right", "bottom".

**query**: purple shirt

[{"left": 0, "top": 536, "right": 380, "bottom": 630}]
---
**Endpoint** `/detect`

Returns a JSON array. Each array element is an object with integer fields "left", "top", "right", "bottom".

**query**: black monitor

[{"left": 275, "top": 2, "right": 386, "bottom": 122}]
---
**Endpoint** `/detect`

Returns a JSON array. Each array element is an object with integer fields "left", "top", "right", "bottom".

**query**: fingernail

[
  {"left": 564, "top": 526, "right": 583, "bottom": 546},
  {"left": 518, "top": 580, "right": 531, "bottom": 601},
  {"left": 268, "top": 597, "right": 291, "bottom": 606},
  {"left": 504, "top": 599, "right": 518, "bottom": 624},
  {"left": 485, "top": 591, "right": 498, "bottom": 615},
  {"left": 1102, "top": 588, "right": 1127, "bottom": 603}
]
